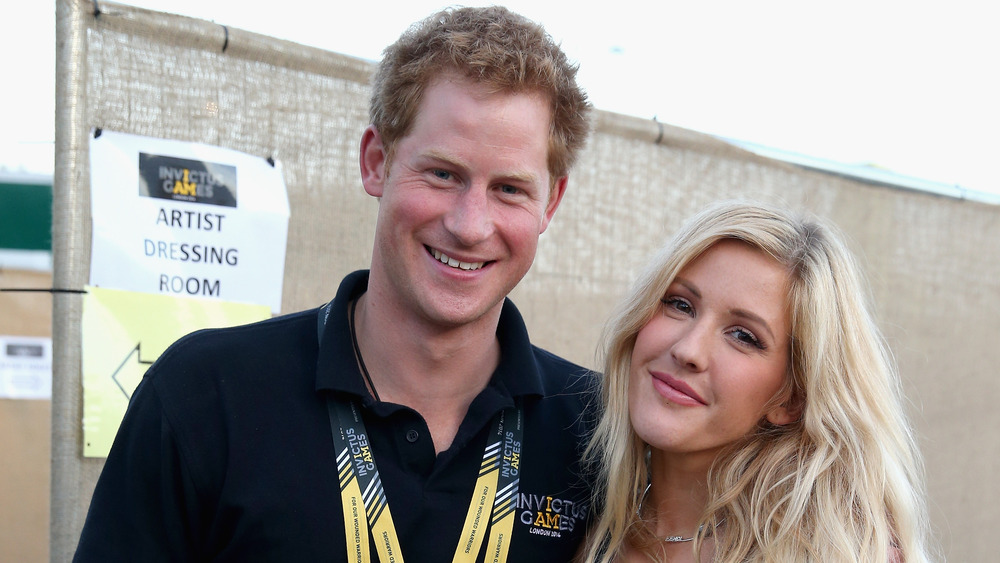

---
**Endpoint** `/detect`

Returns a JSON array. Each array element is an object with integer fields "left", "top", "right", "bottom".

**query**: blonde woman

[{"left": 581, "top": 201, "right": 935, "bottom": 563}]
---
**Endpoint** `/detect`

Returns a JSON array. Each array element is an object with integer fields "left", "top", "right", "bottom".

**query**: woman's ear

[
  {"left": 765, "top": 404, "right": 800, "bottom": 426},
  {"left": 765, "top": 393, "right": 803, "bottom": 426}
]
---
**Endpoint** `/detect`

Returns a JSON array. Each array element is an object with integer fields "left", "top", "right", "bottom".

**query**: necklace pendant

[{"left": 662, "top": 534, "right": 693, "bottom": 543}]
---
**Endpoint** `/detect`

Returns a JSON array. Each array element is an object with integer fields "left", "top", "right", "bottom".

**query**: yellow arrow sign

[{"left": 81, "top": 286, "right": 270, "bottom": 457}]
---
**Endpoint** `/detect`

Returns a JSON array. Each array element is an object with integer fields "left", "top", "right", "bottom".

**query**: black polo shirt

[{"left": 75, "top": 270, "right": 597, "bottom": 562}]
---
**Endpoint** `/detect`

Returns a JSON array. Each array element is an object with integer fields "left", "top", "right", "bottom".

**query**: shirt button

[{"left": 405, "top": 429, "right": 419, "bottom": 443}]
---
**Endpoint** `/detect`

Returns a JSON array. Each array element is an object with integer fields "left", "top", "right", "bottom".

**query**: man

[{"left": 74, "top": 6, "right": 593, "bottom": 562}]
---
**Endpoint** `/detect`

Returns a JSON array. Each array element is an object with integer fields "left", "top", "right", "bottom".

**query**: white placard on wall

[
  {"left": 0, "top": 336, "right": 51, "bottom": 400},
  {"left": 89, "top": 130, "right": 290, "bottom": 314}
]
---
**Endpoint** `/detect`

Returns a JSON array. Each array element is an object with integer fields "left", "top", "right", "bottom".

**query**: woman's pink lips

[{"left": 650, "top": 371, "right": 707, "bottom": 406}]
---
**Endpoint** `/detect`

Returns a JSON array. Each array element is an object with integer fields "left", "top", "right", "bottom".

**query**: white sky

[{"left": 4, "top": 1, "right": 998, "bottom": 196}]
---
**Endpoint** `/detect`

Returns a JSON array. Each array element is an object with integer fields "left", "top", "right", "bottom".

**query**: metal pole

[{"left": 51, "top": 1, "right": 99, "bottom": 560}]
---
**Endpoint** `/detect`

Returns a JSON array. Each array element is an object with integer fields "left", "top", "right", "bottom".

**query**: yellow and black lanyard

[
  {"left": 321, "top": 299, "right": 525, "bottom": 563},
  {"left": 326, "top": 398, "right": 523, "bottom": 563}
]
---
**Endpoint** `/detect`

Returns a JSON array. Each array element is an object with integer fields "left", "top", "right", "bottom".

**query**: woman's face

[{"left": 628, "top": 239, "right": 795, "bottom": 466}]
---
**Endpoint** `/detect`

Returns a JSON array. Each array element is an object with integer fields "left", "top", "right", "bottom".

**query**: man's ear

[
  {"left": 359, "top": 125, "right": 387, "bottom": 198},
  {"left": 539, "top": 175, "right": 568, "bottom": 234}
]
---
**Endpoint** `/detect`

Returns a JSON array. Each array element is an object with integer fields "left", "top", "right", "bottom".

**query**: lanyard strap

[
  {"left": 322, "top": 297, "right": 525, "bottom": 562},
  {"left": 327, "top": 398, "right": 523, "bottom": 563},
  {"left": 453, "top": 403, "right": 522, "bottom": 563},
  {"left": 329, "top": 398, "right": 401, "bottom": 563}
]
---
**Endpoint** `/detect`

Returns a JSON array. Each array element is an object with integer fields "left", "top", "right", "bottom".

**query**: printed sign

[
  {"left": 0, "top": 336, "right": 51, "bottom": 400},
  {"left": 89, "top": 130, "right": 289, "bottom": 313}
]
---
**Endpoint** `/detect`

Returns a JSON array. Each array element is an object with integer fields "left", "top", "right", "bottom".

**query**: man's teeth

[{"left": 431, "top": 249, "right": 484, "bottom": 271}]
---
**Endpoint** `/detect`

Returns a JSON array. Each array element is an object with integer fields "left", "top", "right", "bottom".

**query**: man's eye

[
  {"left": 500, "top": 184, "right": 519, "bottom": 195},
  {"left": 432, "top": 169, "right": 451, "bottom": 180}
]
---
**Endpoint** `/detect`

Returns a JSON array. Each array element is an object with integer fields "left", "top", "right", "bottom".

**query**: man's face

[{"left": 360, "top": 74, "right": 566, "bottom": 330}]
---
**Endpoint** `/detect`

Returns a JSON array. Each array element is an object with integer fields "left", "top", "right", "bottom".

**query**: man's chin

[{"left": 418, "top": 293, "right": 504, "bottom": 329}]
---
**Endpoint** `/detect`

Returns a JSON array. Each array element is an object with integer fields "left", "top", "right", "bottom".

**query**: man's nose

[{"left": 444, "top": 186, "right": 495, "bottom": 246}]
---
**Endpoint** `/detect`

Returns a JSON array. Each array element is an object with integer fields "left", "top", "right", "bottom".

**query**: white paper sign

[
  {"left": 0, "top": 336, "right": 52, "bottom": 400},
  {"left": 89, "top": 130, "right": 290, "bottom": 313}
]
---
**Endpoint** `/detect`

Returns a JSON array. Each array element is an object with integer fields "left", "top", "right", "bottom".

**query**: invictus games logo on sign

[{"left": 138, "top": 153, "right": 237, "bottom": 208}]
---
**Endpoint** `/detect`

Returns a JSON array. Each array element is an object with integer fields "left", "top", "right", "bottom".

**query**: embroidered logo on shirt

[{"left": 515, "top": 492, "right": 588, "bottom": 537}]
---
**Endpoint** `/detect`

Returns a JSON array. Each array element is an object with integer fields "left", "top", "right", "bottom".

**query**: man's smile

[{"left": 429, "top": 247, "right": 487, "bottom": 271}]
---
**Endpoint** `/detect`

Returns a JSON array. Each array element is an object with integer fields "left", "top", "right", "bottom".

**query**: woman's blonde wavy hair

[{"left": 581, "top": 200, "right": 935, "bottom": 562}]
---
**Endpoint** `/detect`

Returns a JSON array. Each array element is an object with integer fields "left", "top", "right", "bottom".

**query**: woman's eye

[
  {"left": 730, "top": 327, "right": 764, "bottom": 349},
  {"left": 661, "top": 297, "right": 693, "bottom": 316}
]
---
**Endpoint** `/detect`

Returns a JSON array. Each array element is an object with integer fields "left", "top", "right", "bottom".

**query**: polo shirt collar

[
  {"left": 315, "top": 269, "right": 371, "bottom": 399},
  {"left": 315, "top": 270, "right": 545, "bottom": 400}
]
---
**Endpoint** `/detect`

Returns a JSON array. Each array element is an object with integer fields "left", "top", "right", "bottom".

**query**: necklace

[
  {"left": 349, "top": 298, "right": 381, "bottom": 402},
  {"left": 636, "top": 483, "right": 702, "bottom": 543}
]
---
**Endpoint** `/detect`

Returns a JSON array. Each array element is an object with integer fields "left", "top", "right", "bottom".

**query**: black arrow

[{"left": 110, "top": 343, "right": 154, "bottom": 400}]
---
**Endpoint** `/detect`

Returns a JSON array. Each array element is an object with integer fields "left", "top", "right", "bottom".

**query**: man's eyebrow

[{"left": 423, "top": 149, "right": 464, "bottom": 169}]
